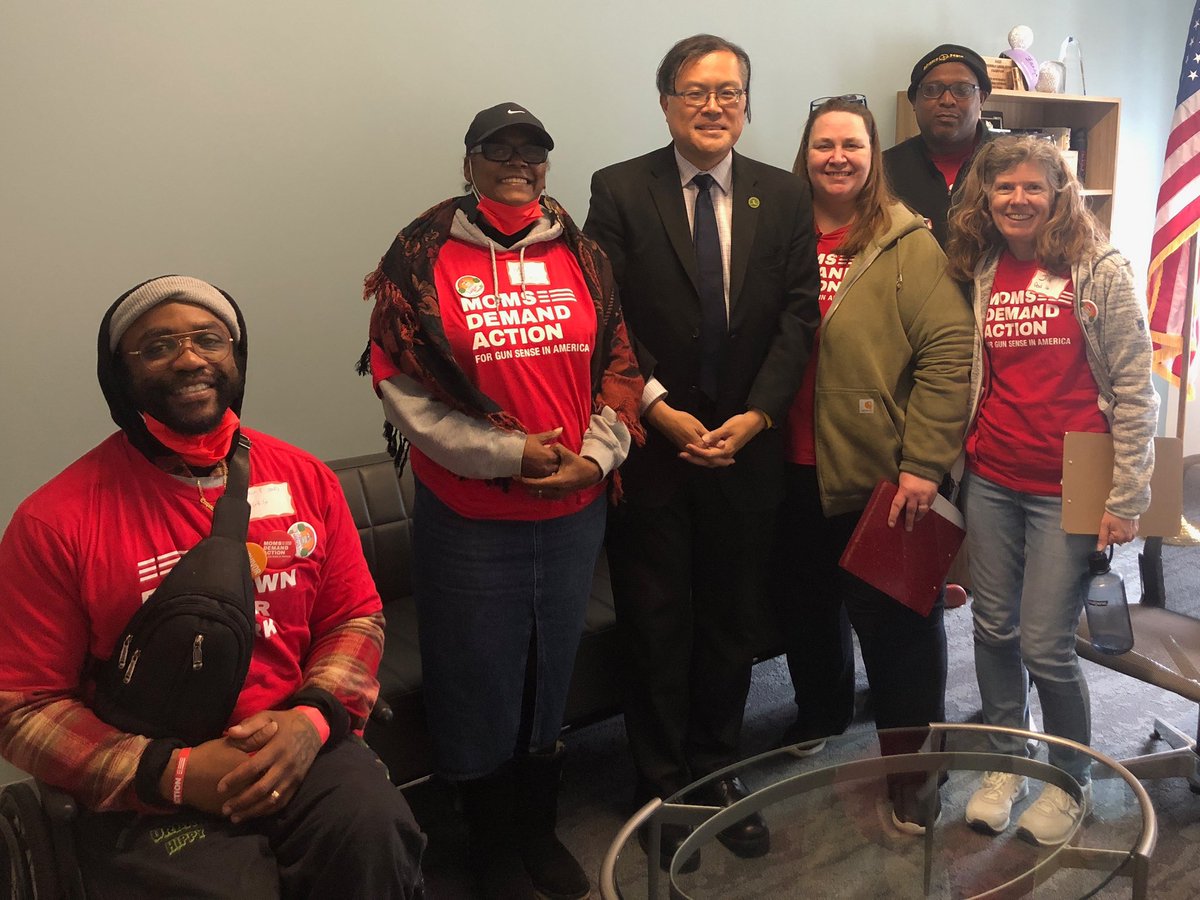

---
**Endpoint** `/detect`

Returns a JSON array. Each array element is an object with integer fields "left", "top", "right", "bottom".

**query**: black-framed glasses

[
  {"left": 125, "top": 329, "right": 234, "bottom": 371},
  {"left": 669, "top": 88, "right": 747, "bottom": 108},
  {"left": 469, "top": 142, "right": 549, "bottom": 164},
  {"left": 810, "top": 93, "right": 868, "bottom": 111},
  {"left": 918, "top": 81, "right": 981, "bottom": 100}
]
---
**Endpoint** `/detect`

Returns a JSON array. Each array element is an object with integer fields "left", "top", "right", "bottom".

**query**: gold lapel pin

[{"left": 748, "top": 196, "right": 761, "bottom": 208}]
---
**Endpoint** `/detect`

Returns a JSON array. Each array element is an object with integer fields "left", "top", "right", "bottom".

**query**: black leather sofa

[{"left": 329, "top": 453, "right": 625, "bottom": 786}]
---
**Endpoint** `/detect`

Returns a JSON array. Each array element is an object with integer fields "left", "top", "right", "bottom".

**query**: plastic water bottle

[{"left": 1084, "top": 547, "right": 1133, "bottom": 654}]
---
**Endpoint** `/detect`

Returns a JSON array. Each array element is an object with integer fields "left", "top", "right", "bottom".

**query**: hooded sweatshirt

[{"left": 801, "top": 204, "right": 974, "bottom": 516}]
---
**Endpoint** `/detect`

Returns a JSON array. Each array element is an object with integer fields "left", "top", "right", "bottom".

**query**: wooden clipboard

[{"left": 1061, "top": 432, "right": 1183, "bottom": 536}]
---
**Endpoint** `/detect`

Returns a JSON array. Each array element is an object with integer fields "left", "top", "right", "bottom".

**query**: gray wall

[{"left": 1, "top": 1, "right": 1192, "bottom": 527}]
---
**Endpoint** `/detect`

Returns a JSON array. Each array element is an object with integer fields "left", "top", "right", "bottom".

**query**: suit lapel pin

[{"left": 748, "top": 196, "right": 761, "bottom": 208}]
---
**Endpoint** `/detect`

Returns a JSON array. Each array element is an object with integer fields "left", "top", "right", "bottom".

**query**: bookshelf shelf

[{"left": 894, "top": 89, "right": 1121, "bottom": 231}]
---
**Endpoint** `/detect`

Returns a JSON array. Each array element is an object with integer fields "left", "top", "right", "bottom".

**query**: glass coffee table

[{"left": 600, "top": 724, "right": 1155, "bottom": 899}]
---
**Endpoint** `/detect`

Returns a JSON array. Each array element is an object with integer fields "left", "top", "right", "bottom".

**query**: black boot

[
  {"left": 516, "top": 743, "right": 590, "bottom": 900},
  {"left": 459, "top": 763, "right": 537, "bottom": 900}
]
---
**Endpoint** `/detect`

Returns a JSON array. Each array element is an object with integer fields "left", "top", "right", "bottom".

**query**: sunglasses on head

[
  {"left": 469, "top": 142, "right": 549, "bottom": 164},
  {"left": 809, "top": 93, "right": 868, "bottom": 111}
]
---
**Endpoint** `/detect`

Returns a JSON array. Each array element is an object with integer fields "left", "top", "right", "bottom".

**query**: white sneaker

[
  {"left": 1015, "top": 782, "right": 1092, "bottom": 846},
  {"left": 787, "top": 738, "right": 827, "bottom": 759},
  {"left": 966, "top": 771, "right": 1029, "bottom": 833}
]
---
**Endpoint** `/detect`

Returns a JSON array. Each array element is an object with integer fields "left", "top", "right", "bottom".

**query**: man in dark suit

[{"left": 584, "top": 33, "right": 819, "bottom": 869}]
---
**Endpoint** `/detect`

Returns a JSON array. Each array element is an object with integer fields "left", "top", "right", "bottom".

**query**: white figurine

[
  {"left": 1037, "top": 60, "right": 1066, "bottom": 93},
  {"left": 1003, "top": 25, "right": 1039, "bottom": 90},
  {"left": 1008, "top": 25, "right": 1034, "bottom": 50}
]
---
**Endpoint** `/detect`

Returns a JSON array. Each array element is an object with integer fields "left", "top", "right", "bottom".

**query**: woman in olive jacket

[{"left": 772, "top": 96, "right": 973, "bottom": 833}]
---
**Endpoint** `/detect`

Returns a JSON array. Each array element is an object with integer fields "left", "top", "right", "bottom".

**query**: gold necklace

[
  {"left": 195, "top": 471, "right": 228, "bottom": 512},
  {"left": 196, "top": 480, "right": 215, "bottom": 512}
]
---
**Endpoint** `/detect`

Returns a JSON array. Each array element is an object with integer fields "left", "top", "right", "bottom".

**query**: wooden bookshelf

[{"left": 894, "top": 89, "right": 1121, "bottom": 231}]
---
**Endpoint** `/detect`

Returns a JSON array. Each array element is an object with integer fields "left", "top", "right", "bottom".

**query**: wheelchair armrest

[
  {"left": 36, "top": 782, "right": 78, "bottom": 823},
  {"left": 371, "top": 697, "right": 395, "bottom": 725}
]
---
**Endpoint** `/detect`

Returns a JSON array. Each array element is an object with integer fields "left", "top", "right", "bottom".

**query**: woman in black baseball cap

[{"left": 362, "top": 103, "right": 643, "bottom": 900}]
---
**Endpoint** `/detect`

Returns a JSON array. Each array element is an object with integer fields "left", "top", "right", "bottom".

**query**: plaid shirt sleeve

[
  {"left": 0, "top": 689, "right": 157, "bottom": 812},
  {"left": 298, "top": 611, "right": 385, "bottom": 732}
]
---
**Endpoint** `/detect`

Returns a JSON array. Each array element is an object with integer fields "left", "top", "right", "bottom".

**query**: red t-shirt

[
  {"left": 966, "top": 252, "right": 1108, "bottom": 494},
  {"left": 786, "top": 225, "right": 851, "bottom": 465},
  {"left": 0, "top": 429, "right": 381, "bottom": 727},
  {"left": 931, "top": 145, "right": 973, "bottom": 191},
  {"left": 410, "top": 236, "right": 603, "bottom": 520}
]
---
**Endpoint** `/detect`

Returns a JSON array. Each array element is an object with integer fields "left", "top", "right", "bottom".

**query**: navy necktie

[{"left": 692, "top": 173, "right": 725, "bottom": 399}]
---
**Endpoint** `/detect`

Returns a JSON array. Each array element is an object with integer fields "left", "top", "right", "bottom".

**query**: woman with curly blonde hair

[{"left": 946, "top": 136, "right": 1158, "bottom": 846}]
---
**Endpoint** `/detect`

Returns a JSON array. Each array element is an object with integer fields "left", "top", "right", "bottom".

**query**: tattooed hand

[{"left": 215, "top": 709, "right": 324, "bottom": 823}]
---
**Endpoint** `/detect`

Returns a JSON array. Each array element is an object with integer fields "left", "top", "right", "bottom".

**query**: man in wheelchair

[{"left": 0, "top": 277, "right": 425, "bottom": 898}]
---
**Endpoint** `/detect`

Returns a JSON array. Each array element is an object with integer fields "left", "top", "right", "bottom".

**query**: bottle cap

[{"left": 1087, "top": 548, "right": 1111, "bottom": 575}]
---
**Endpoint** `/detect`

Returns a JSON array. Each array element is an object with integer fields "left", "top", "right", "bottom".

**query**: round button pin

[
  {"left": 288, "top": 521, "right": 318, "bottom": 558},
  {"left": 246, "top": 542, "right": 268, "bottom": 578},
  {"left": 262, "top": 530, "right": 296, "bottom": 569}
]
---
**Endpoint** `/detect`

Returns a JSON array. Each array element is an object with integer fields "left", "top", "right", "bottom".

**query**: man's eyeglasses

[
  {"left": 669, "top": 88, "right": 747, "bottom": 108},
  {"left": 810, "top": 93, "right": 868, "bottom": 111},
  {"left": 125, "top": 330, "right": 234, "bottom": 371},
  {"left": 918, "top": 81, "right": 981, "bottom": 100},
  {"left": 469, "top": 142, "right": 550, "bottom": 164}
]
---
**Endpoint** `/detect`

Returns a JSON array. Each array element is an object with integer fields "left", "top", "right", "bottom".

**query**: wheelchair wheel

[
  {"left": 1, "top": 810, "right": 33, "bottom": 900},
  {"left": 0, "top": 783, "right": 60, "bottom": 899}
]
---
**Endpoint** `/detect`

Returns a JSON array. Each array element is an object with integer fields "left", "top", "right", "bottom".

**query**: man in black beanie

[
  {"left": 0, "top": 276, "right": 425, "bottom": 898},
  {"left": 884, "top": 43, "right": 993, "bottom": 247}
]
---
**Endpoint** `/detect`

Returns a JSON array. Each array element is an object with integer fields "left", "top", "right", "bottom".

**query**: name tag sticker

[
  {"left": 507, "top": 260, "right": 549, "bottom": 285},
  {"left": 248, "top": 482, "right": 295, "bottom": 520},
  {"left": 1029, "top": 269, "right": 1068, "bottom": 300}
]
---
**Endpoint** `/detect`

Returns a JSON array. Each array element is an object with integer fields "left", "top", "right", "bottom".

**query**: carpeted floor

[{"left": 411, "top": 466, "right": 1200, "bottom": 898}]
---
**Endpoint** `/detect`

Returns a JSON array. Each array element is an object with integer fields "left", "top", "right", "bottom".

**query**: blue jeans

[
  {"left": 412, "top": 478, "right": 606, "bottom": 780},
  {"left": 964, "top": 471, "right": 1094, "bottom": 783}
]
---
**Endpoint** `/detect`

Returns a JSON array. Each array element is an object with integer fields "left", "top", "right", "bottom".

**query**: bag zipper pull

[
  {"left": 193, "top": 634, "right": 204, "bottom": 670},
  {"left": 123, "top": 650, "right": 140, "bottom": 684},
  {"left": 117, "top": 635, "right": 133, "bottom": 670}
]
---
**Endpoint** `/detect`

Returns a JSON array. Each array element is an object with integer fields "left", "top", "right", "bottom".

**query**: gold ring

[{"left": 269, "top": 789, "right": 281, "bottom": 802}]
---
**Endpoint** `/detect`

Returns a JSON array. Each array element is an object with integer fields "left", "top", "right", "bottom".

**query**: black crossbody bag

[{"left": 93, "top": 435, "right": 256, "bottom": 745}]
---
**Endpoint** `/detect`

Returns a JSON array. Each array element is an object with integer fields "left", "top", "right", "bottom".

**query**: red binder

[{"left": 838, "top": 480, "right": 966, "bottom": 616}]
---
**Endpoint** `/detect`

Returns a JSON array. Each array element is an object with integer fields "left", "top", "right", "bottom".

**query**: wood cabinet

[{"left": 894, "top": 89, "right": 1121, "bottom": 231}]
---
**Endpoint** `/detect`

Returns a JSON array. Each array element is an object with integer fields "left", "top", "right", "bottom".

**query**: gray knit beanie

[{"left": 107, "top": 275, "right": 241, "bottom": 351}]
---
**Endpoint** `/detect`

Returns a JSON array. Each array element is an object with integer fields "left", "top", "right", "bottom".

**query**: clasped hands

[
  {"left": 647, "top": 403, "right": 767, "bottom": 467},
  {"left": 160, "top": 708, "right": 322, "bottom": 823},
  {"left": 517, "top": 427, "right": 602, "bottom": 500}
]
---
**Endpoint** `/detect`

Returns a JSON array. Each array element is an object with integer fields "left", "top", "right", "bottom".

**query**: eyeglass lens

[
  {"left": 676, "top": 89, "right": 745, "bottom": 107},
  {"left": 133, "top": 331, "right": 232, "bottom": 368},
  {"left": 809, "top": 93, "right": 868, "bottom": 111},
  {"left": 478, "top": 143, "right": 548, "bottom": 164},
  {"left": 920, "top": 82, "right": 978, "bottom": 99}
]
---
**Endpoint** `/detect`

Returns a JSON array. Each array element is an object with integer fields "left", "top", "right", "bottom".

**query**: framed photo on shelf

[{"left": 981, "top": 110, "right": 1006, "bottom": 132}]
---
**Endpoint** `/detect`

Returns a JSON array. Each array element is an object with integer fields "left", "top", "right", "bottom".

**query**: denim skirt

[{"left": 411, "top": 477, "right": 606, "bottom": 779}]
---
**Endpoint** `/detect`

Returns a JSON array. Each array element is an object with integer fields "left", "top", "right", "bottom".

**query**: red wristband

[
  {"left": 295, "top": 705, "right": 331, "bottom": 745},
  {"left": 171, "top": 747, "right": 192, "bottom": 806}
]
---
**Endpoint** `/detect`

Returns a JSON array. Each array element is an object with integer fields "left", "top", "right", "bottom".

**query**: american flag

[{"left": 1147, "top": 0, "right": 1200, "bottom": 392}]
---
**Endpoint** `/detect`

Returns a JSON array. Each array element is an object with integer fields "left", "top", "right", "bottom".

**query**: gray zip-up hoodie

[{"left": 966, "top": 244, "right": 1159, "bottom": 519}]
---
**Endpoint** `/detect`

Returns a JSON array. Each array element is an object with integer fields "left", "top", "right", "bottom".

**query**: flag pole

[
  {"left": 1163, "top": 233, "right": 1200, "bottom": 548},
  {"left": 1176, "top": 234, "right": 1196, "bottom": 441}
]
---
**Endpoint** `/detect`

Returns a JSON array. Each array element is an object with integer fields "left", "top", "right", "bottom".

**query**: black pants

[
  {"left": 774, "top": 464, "right": 947, "bottom": 754},
  {"left": 607, "top": 472, "right": 776, "bottom": 800},
  {"left": 74, "top": 738, "right": 426, "bottom": 899}
]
